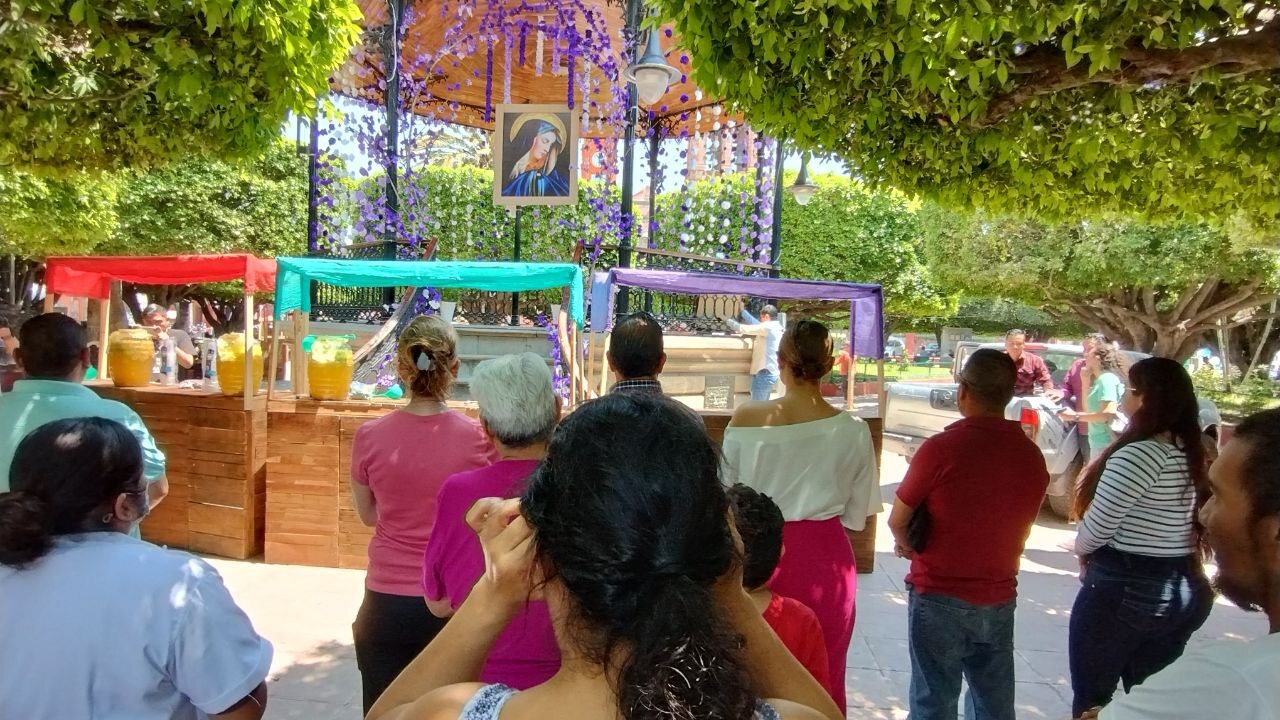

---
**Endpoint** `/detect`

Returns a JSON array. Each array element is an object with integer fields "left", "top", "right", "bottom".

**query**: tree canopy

[
  {"left": 0, "top": 171, "right": 118, "bottom": 256},
  {"left": 657, "top": 1, "right": 1280, "bottom": 226},
  {"left": 919, "top": 203, "right": 1280, "bottom": 358},
  {"left": 778, "top": 176, "right": 955, "bottom": 322},
  {"left": 1, "top": 0, "right": 361, "bottom": 172}
]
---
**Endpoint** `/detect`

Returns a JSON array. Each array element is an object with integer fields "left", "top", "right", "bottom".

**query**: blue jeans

[
  {"left": 1069, "top": 546, "right": 1213, "bottom": 717},
  {"left": 908, "top": 589, "right": 1017, "bottom": 720},
  {"left": 750, "top": 370, "right": 778, "bottom": 401}
]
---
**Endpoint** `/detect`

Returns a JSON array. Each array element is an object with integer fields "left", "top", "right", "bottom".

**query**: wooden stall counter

[
  {"left": 264, "top": 397, "right": 480, "bottom": 569},
  {"left": 265, "top": 398, "right": 882, "bottom": 573},
  {"left": 88, "top": 383, "right": 267, "bottom": 559}
]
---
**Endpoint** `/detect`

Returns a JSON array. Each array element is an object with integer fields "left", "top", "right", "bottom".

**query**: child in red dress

[{"left": 728, "top": 483, "right": 832, "bottom": 700}]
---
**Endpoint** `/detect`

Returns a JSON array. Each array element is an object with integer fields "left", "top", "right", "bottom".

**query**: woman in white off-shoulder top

[{"left": 722, "top": 319, "right": 881, "bottom": 714}]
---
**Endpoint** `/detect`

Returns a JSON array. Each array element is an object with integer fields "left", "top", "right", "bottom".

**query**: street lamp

[
  {"left": 788, "top": 154, "right": 819, "bottom": 206},
  {"left": 622, "top": 27, "right": 680, "bottom": 107}
]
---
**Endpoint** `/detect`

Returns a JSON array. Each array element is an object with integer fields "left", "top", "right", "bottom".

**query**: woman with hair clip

[
  {"left": 1059, "top": 343, "right": 1127, "bottom": 462},
  {"left": 0, "top": 418, "right": 272, "bottom": 719},
  {"left": 720, "top": 319, "right": 881, "bottom": 713},
  {"left": 1068, "top": 357, "right": 1215, "bottom": 719},
  {"left": 367, "top": 393, "right": 843, "bottom": 720},
  {"left": 350, "top": 315, "right": 498, "bottom": 713}
]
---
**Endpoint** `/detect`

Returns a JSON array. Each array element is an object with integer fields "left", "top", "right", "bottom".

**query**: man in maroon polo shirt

[
  {"left": 1004, "top": 328, "right": 1054, "bottom": 396},
  {"left": 888, "top": 348, "right": 1049, "bottom": 720}
]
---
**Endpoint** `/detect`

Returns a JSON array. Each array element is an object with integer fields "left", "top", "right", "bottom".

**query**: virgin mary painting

[{"left": 493, "top": 105, "right": 578, "bottom": 207}]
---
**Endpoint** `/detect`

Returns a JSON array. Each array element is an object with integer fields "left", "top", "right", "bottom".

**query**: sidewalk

[{"left": 211, "top": 453, "right": 1264, "bottom": 719}]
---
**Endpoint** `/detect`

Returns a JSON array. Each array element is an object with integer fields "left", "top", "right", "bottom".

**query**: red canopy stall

[
  {"left": 42, "top": 253, "right": 278, "bottom": 559},
  {"left": 44, "top": 253, "right": 277, "bottom": 411}
]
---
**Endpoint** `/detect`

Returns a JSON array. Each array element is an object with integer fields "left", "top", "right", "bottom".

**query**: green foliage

[
  {"left": 657, "top": 0, "right": 1280, "bottom": 225},
  {"left": 919, "top": 205, "right": 1270, "bottom": 303},
  {"left": 918, "top": 202, "right": 1280, "bottom": 356},
  {"left": 0, "top": 170, "right": 119, "bottom": 255},
  {"left": 1191, "top": 365, "right": 1280, "bottom": 421},
  {"left": 779, "top": 176, "right": 955, "bottom": 321},
  {"left": 1, "top": 0, "right": 361, "bottom": 172},
  {"left": 106, "top": 140, "right": 308, "bottom": 258}
]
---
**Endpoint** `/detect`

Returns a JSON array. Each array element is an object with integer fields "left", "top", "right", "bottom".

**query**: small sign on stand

[{"left": 703, "top": 374, "right": 735, "bottom": 410}]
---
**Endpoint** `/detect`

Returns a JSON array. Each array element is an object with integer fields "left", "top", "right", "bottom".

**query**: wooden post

[
  {"left": 877, "top": 358, "right": 886, "bottom": 418},
  {"left": 598, "top": 333, "right": 612, "bottom": 396},
  {"left": 586, "top": 330, "right": 598, "bottom": 400},
  {"left": 294, "top": 310, "right": 310, "bottom": 398},
  {"left": 242, "top": 291, "right": 255, "bottom": 412},
  {"left": 568, "top": 322, "right": 579, "bottom": 407},
  {"left": 43, "top": 292, "right": 55, "bottom": 313},
  {"left": 846, "top": 352, "right": 857, "bottom": 410},
  {"left": 98, "top": 297, "right": 111, "bottom": 381},
  {"left": 267, "top": 310, "right": 282, "bottom": 401}
]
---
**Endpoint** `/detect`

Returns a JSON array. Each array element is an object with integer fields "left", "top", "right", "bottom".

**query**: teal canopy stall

[{"left": 272, "top": 258, "right": 586, "bottom": 326}]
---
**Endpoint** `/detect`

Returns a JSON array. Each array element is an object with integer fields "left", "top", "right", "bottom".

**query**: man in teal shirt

[{"left": 0, "top": 314, "right": 168, "bottom": 518}]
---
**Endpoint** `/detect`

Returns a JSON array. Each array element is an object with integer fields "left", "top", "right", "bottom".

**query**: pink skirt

[{"left": 769, "top": 517, "right": 857, "bottom": 713}]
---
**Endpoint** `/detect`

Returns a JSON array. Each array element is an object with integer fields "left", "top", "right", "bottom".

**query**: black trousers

[{"left": 353, "top": 589, "right": 448, "bottom": 714}]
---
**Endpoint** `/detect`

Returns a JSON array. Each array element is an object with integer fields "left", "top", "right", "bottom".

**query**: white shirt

[
  {"left": 1100, "top": 634, "right": 1280, "bottom": 720},
  {"left": 0, "top": 533, "right": 273, "bottom": 719},
  {"left": 727, "top": 318, "right": 784, "bottom": 375},
  {"left": 721, "top": 413, "right": 880, "bottom": 530}
]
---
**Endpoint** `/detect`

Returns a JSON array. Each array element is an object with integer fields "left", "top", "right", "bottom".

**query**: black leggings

[{"left": 353, "top": 589, "right": 448, "bottom": 714}]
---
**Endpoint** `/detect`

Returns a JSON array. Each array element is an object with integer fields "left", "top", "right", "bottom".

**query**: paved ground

[{"left": 213, "top": 453, "right": 1266, "bottom": 720}]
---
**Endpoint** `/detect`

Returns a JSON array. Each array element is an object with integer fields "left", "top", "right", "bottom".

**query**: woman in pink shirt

[
  {"left": 350, "top": 315, "right": 497, "bottom": 713},
  {"left": 422, "top": 352, "right": 562, "bottom": 688}
]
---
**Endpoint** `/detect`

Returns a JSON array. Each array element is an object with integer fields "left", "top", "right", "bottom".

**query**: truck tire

[
  {"left": 1047, "top": 489, "right": 1074, "bottom": 520},
  {"left": 1046, "top": 456, "right": 1082, "bottom": 520}
]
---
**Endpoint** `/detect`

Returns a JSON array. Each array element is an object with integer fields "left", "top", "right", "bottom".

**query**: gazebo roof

[{"left": 330, "top": 0, "right": 736, "bottom": 137}]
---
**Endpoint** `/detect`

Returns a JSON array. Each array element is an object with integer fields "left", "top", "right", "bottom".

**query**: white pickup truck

[{"left": 882, "top": 341, "right": 1221, "bottom": 517}]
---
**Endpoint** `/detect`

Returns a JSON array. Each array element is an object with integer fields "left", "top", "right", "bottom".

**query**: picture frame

[{"left": 492, "top": 103, "right": 579, "bottom": 207}]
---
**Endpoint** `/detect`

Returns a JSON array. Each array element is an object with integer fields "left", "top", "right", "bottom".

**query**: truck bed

[{"left": 882, "top": 381, "right": 960, "bottom": 460}]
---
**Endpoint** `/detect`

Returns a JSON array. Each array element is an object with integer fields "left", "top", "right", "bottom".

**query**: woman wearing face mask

[{"left": 0, "top": 417, "right": 273, "bottom": 719}]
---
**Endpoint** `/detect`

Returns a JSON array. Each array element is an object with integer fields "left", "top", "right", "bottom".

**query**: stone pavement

[{"left": 210, "top": 453, "right": 1266, "bottom": 720}]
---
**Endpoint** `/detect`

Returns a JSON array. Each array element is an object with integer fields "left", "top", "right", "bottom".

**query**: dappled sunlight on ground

[{"left": 201, "top": 452, "right": 1266, "bottom": 720}]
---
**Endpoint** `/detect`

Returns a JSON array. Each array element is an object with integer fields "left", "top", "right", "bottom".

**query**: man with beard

[{"left": 1082, "top": 408, "right": 1280, "bottom": 719}]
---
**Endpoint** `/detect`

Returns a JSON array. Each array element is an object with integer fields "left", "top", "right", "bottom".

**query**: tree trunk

[
  {"left": 1064, "top": 279, "right": 1276, "bottom": 360},
  {"left": 1241, "top": 300, "right": 1277, "bottom": 382},
  {"left": 1219, "top": 321, "right": 1232, "bottom": 392}
]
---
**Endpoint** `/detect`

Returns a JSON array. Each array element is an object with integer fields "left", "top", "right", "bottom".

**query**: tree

[
  {"left": 657, "top": 1, "right": 1280, "bottom": 226},
  {"left": 919, "top": 203, "right": 1280, "bottom": 358},
  {"left": 1, "top": 0, "right": 361, "bottom": 172},
  {"left": 0, "top": 170, "right": 120, "bottom": 313},
  {"left": 104, "top": 140, "right": 309, "bottom": 330},
  {"left": 780, "top": 177, "right": 956, "bottom": 326}
]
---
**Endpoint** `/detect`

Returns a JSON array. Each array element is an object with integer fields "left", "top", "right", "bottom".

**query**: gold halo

[{"left": 508, "top": 112, "right": 566, "bottom": 143}]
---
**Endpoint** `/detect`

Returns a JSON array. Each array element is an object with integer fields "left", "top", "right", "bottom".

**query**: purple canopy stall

[{"left": 589, "top": 268, "right": 886, "bottom": 410}]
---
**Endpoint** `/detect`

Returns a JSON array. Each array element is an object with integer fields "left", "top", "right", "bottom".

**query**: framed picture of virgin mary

[{"left": 492, "top": 104, "right": 579, "bottom": 207}]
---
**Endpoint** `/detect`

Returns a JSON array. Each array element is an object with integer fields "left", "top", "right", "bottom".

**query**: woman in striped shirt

[{"left": 1068, "top": 357, "right": 1214, "bottom": 718}]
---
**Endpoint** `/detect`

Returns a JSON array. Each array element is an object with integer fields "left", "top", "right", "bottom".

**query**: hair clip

[{"left": 416, "top": 349, "right": 433, "bottom": 372}]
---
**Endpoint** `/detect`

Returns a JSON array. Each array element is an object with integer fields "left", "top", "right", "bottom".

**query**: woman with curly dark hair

[
  {"left": 1059, "top": 343, "right": 1127, "bottom": 462},
  {"left": 1068, "top": 357, "right": 1214, "bottom": 718},
  {"left": 367, "top": 393, "right": 841, "bottom": 720}
]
